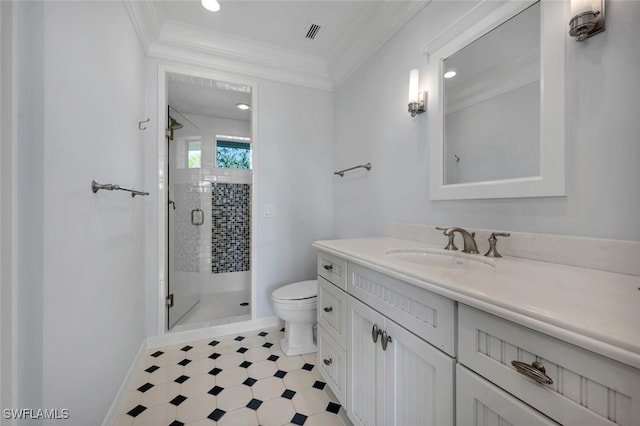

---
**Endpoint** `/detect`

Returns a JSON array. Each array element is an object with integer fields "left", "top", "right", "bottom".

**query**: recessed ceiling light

[
  {"left": 444, "top": 71, "right": 457, "bottom": 79},
  {"left": 236, "top": 103, "right": 250, "bottom": 110},
  {"left": 202, "top": 0, "right": 220, "bottom": 12}
]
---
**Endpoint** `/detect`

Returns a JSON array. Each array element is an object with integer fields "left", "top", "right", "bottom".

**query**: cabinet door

[
  {"left": 347, "top": 296, "right": 385, "bottom": 426},
  {"left": 383, "top": 317, "right": 455, "bottom": 426},
  {"left": 457, "top": 364, "right": 560, "bottom": 426}
]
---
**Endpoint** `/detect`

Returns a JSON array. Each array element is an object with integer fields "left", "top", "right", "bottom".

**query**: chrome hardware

[
  {"left": 323, "top": 264, "right": 333, "bottom": 272},
  {"left": 323, "top": 358, "right": 333, "bottom": 366},
  {"left": 484, "top": 232, "right": 511, "bottom": 258},
  {"left": 436, "top": 226, "right": 458, "bottom": 251},
  {"left": 91, "top": 180, "right": 149, "bottom": 198},
  {"left": 191, "top": 208, "right": 204, "bottom": 226},
  {"left": 334, "top": 162, "right": 372, "bottom": 177},
  {"left": 166, "top": 293, "right": 174, "bottom": 308},
  {"left": 380, "top": 331, "right": 392, "bottom": 351},
  {"left": 138, "top": 118, "right": 150, "bottom": 130},
  {"left": 511, "top": 360, "right": 553, "bottom": 385},
  {"left": 372, "top": 324, "right": 381, "bottom": 343},
  {"left": 441, "top": 227, "right": 479, "bottom": 254},
  {"left": 323, "top": 307, "right": 333, "bottom": 313}
]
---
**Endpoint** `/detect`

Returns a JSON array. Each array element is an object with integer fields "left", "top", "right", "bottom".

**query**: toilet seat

[{"left": 272, "top": 280, "right": 317, "bottom": 302}]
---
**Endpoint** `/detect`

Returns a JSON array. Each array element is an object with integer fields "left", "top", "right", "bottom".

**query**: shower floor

[{"left": 173, "top": 289, "right": 251, "bottom": 331}]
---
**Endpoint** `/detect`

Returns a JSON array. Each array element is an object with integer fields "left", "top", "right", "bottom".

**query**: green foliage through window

[{"left": 216, "top": 140, "right": 251, "bottom": 169}]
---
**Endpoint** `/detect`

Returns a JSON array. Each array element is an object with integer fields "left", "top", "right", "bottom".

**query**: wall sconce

[
  {"left": 408, "top": 69, "right": 425, "bottom": 117},
  {"left": 569, "top": 0, "right": 605, "bottom": 41}
]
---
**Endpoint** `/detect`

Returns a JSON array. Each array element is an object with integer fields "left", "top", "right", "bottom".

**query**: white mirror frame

[{"left": 427, "top": 0, "right": 566, "bottom": 200}]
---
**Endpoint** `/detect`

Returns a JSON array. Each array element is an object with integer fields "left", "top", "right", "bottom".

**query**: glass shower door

[{"left": 167, "top": 107, "right": 205, "bottom": 329}]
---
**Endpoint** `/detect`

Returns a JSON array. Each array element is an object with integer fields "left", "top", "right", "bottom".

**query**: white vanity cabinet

[
  {"left": 347, "top": 296, "right": 454, "bottom": 426},
  {"left": 316, "top": 251, "right": 455, "bottom": 426},
  {"left": 315, "top": 243, "right": 640, "bottom": 426},
  {"left": 457, "top": 364, "right": 560, "bottom": 426},
  {"left": 457, "top": 304, "right": 640, "bottom": 426},
  {"left": 316, "top": 253, "right": 348, "bottom": 403}
]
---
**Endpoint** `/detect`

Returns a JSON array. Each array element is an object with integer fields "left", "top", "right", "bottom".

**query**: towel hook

[{"left": 138, "top": 118, "right": 150, "bottom": 130}]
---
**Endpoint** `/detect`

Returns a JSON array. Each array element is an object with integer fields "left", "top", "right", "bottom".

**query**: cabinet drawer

[
  {"left": 317, "top": 325, "right": 346, "bottom": 404},
  {"left": 348, "top": 263, "right": 455, "bottom": 356},
  {"left": 318, "top": 276, "right": 347, "bottom": 348},
  {"left": 317, "top": 252, "right": 347, "bottom": 290},
  {"left": 457, "top": 364, "right": 559, "bottom": 426},
  {"left": 459, "top": 304, "right": 640, "bottom": 426}
]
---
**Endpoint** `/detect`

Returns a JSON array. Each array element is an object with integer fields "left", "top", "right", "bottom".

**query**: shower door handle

[{"left": 191, "top": 208, "right": 204, "bottom": 226}]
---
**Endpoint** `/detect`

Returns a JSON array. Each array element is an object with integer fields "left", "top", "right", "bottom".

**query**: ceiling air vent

[{"left": 305, "top": 23, "right": 322, "bottom": 40}]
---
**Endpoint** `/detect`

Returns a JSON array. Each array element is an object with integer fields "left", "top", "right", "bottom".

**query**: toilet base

[{"left": 279, "top": 321, "right": 316, "bottom": 356}]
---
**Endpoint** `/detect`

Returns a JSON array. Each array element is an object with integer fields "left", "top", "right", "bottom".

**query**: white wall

[
  {"left": 17, "top": 2, "right": 146, "bottom": 424},
  {"left": 334, "top": 0, "right": 640, "bottom": 241},
  {"left": 256, "top": 80, "right": 334, "bottom": 317}
]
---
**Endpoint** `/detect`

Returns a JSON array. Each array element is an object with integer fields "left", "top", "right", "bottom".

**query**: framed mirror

[{"left": 427, "top": 0, "right": 566, "bottom": 200}]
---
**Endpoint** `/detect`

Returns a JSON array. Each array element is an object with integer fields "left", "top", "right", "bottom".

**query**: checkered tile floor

[{"left": 114, "top": 327, "right": 349, "bottom": 425}]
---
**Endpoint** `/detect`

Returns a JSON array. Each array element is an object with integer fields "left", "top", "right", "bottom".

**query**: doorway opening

[{"left": 162, "top": 70, "right": 256, "bottom": 332}]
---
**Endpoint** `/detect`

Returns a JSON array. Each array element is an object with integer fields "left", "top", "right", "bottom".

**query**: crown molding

[
  {"left": 150, "top": 20, "right": 332, "bottom": 91},
  {"left": 329, "top": 0, "right": 431, "bottom": 88},
  {"left": 123, "top": 0, "right": 165, "bottom": 54},
  {"left": 124, "top": 0, "right": 427, "bottom": 92}
]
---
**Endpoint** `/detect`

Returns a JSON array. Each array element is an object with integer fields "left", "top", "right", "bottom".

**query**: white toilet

[{"left": 271, "top": 280, "right": 318, "bottom": 356}]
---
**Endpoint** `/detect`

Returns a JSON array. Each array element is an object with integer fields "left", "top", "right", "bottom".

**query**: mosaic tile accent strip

[
  {"left": 174, "top": 183, "right": 201, "bottom": 273},
  {"left": 211, "top": 183, "right": 251, "bottom": 274}
]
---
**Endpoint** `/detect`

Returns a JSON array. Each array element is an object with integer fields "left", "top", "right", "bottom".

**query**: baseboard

[
  {"left": 101, "top": 339, "right": 148, "bottom": 426},
  {"left": 146, "top": 315, "right": 282, "bottom": 349}
]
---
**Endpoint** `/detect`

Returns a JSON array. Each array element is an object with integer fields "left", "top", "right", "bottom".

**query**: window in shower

[
  {"left": 187, "top": 140, "right": 201, "bottom": 168},
  {"left": 216, "top": 139, "right": 251, "bottom": 169}
]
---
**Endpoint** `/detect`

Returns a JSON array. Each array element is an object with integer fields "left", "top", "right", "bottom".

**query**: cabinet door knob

[
  {"left": 511, "top": 360, "right": 553, "bottom": 385},
  {"left": 324, "top": 306, "right": 333, "bottom": 313},
  {"left": 323, "top": 358, "right": 333, "bottom": 366},
  {"left": 372, "top": 324, "right": 381, "bottom": 343},
  {"left": 323, "top": 264, "right": 333, "bottom": 271},
  {"left": 381, "top": 331, "right": 392, "bottom": 351}
]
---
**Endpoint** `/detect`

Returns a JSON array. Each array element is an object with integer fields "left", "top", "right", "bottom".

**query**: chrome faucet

[{"left": 437, "top": 227, "right": 479, "bottom": 254}]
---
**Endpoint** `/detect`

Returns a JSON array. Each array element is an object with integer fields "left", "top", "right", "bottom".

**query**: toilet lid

[{"left": 272, "top": 280, "right": 317, "bottom": 301}]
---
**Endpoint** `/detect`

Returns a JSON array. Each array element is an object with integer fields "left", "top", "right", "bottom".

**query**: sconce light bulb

[
  {"left": 409, "top": 69, "right": 419, "bottom": 103},
  {"left": 202, "top": 0, "right": 221, "bottom": 12}
]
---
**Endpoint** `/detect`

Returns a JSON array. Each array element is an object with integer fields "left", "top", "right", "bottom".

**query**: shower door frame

[{"left": 156, "top": 63, "right": 258, "bottom": 335}]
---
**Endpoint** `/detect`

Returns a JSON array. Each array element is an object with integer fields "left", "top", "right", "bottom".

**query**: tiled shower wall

[
  {"left": 211, "top": 182, "right": 251, "bottom": 274},
  {"left": 175, "top": 183, "right": 201, "bottom": 273}
]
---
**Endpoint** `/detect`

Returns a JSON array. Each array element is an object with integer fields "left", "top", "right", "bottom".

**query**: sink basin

[{"left": 385, "top": 248, "right": 495, "bottom": 270}]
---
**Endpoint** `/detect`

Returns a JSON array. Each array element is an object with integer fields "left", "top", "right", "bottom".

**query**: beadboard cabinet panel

[
  {"left": 457, "top": 365, "right": 559, "bottom": 426},
  {"left": 459, "top": 304, "right": 640, "bottom": 426}
]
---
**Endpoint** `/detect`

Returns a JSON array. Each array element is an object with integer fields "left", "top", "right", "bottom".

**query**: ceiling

[
  {"left": 127, "top": 0, "right": 429, "bottom": 90},
  {"left": 163, "top": 0, "right": 377, "bottom": 60},
  {"left": 168, "top": 73, "right": 252, "bottom": 121},
  {"left": 128, "top": 0, "right": 429, "bottom": 122}
]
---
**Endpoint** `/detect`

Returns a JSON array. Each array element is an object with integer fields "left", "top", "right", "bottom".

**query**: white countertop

[{"left": 313, "top": 237, "right": 640, "bottom": 369}]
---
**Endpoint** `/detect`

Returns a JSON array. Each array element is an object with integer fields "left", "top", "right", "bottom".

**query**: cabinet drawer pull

[
  {"left": 323, "top": 358, "right": 333, "bottom": 366},
  {"left": 380, "top": 331, "right": 392, "bottom": 351},
  {"left": 323, "top": 264, "right": 333, "bottom": 272},
  {"left": 323, "top": 306, "right": 333, "bottom": 313},
  {"left": 511, "top": 360, "right": 553, "bottom": 385},
  {"left": 372, "top": 324, "right": 381, "bottom": 343}
]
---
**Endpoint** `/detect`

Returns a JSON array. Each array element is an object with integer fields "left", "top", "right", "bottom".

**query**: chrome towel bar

[
  {"left": 334, "top": 162, "right": 371, "bottom": 177},
  {"left": 91, "top": 180, "right": 149, "bottom": 198}
]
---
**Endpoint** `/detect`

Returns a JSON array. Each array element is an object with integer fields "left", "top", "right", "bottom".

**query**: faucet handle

[
  {"left": 484, "top": 232, "right": 511, "bottom": 258},
  {"left": 435, "top": 226, "right": 458, "bottom": 250}
]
